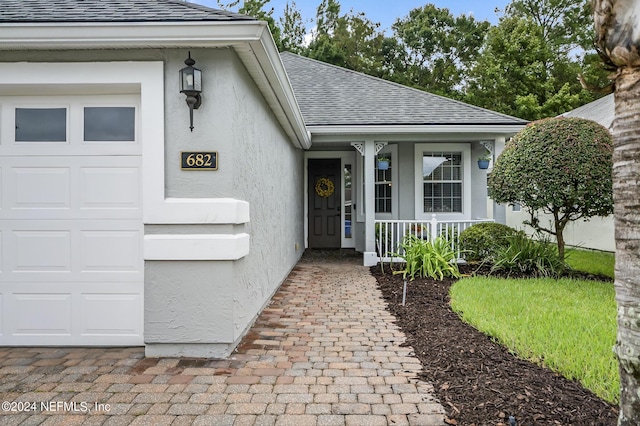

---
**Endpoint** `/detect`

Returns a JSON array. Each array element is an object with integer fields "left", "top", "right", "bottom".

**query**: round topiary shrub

[
  {"left": 488, "top": 117, "right": 613, "bottom": 262},
  {"left": 460, "top": 222, "right": 522, "bottom": 262}
]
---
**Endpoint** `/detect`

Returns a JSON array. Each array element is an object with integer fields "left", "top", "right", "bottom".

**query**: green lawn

[
  {"left": 566, "top": 248, "right": 615, "bottom": 279},
  {"left": 450, "top": 276, "right": 618, "bottom": 403}
]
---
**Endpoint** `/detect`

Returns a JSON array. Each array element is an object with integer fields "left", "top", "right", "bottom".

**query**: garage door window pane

[
  {"left": 15, "top": 108, "right": 67, "bottom": 142},
  {"left": 84, "top": 107, "right": 135, "bottom": 141}
]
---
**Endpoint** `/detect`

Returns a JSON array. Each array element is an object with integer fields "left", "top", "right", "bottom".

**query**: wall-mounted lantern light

[{"left": 179, "top": 51, "right": 202, "bottom": 132}]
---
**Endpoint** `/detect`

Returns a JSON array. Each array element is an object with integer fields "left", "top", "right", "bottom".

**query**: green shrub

[
  {"left": 459, "top": 222, "right": 522, "bottom": 262},
  {"left": 488, "top": 117, "right": 613, "bottom": 262},
  {"left": 393, "top": 235, "right": 460, "bottom": 281},
  {"left": 490, "top": 234, "right": 568, "bottom": 277}
]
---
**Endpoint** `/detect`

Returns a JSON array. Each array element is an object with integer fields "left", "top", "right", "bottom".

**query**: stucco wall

[
  {"left": 4, "top": 48, "right": 304, "bottom": 357},
  {"left": 506, "top": 208, "right": 615, "bottom": 252},
  {"left": 226, "top": 51, "right": 305, "bottom": 343},
  {"left": 148, "top": 48, "right": 304, "bottom": 356},
  {"left": 470, "top": 142, "right": 490, "bottom": 219},
  {"left": 164, "top": 49, "right": 235, "bottom": 198}
]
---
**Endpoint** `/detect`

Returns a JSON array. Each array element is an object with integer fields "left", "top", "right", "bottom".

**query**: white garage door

[{"left": 0, "top": 94, "right": 143, "bottom": 346}]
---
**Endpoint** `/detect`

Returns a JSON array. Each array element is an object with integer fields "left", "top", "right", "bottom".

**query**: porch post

[
  {"left": 492, "top": 136, "right": 507, "bottom": 224},
  {"left": 363, "top": 140, "right": 378, "bottom": 266}
]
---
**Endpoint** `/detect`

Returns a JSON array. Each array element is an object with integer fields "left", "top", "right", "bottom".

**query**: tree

[
  {"left": 506, "top": 0, "right": 611, "bottom": 102},
  {"left": 305, "top": 1, "right": 385, "bottom": 76},
  {"left": 279, "top": 1, "right": 306, "bottom": 54},
  {"left": 506, "top": 0, "right": 593, "bottom": 54},
  {"left": 217, "top": 0, "right": 282, "bottom": 49},
  {"left": 488, "top": 117, "right": 613, "bottom": 262},
  {"left": 391, "top": 5, "right": 490, "bottom": 98},
  {"left": 313, "top": 0, "right": 341, "bottom": 36},
  {"left": 467, "top": 1, "right": 608, "bottom": 119},
  {"left": 593, "top": 1, "right": 640, "bottom": 423},
  {"left": 466, "top": 16, "right": 560, "bottom": 119}
]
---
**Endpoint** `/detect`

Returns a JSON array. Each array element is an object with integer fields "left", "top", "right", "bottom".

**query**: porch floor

[{"left": 0, "top": 251, "right": 445, "bottom": 425}]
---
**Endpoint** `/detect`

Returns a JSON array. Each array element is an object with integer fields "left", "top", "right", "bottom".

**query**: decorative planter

[
  {"left": 477, "top": 159, "right": 490, "bottom": 170},
  {"left": 377, "top": 160, "right": 389, "bottom": 171}
]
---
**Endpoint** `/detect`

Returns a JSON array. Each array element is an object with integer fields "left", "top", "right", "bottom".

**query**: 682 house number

[{"left": 181, "top": 152, "right": 218, "bottom": 170}]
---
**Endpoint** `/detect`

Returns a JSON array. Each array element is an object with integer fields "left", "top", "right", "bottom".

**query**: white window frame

[
  {"left": 81, "top": 104, "right": 138, "bottom": 143},
  {"left": 374, "top": 144, "right": 398, "bottom": 220},
  {"left": 13, "top": 105, "right": 70, "bottom": 144},
  {"left": 414, "top": 143, "right": 471, "bottom": 221},
  {"left": 1, "top": 94, "right": 140, "bottom": 156}
]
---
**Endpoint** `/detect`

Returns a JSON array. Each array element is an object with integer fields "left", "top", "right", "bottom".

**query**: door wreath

[{"left": 315, "top": 178, "right": 335, "bottom": 198}]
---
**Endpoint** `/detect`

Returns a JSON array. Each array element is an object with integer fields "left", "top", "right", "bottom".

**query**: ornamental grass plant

[
  {"left": 489, "top": 233, "right": 568, "bottom": 277},
  {"left": 393, "top": 234, "right": 460, "bottom": 281}
]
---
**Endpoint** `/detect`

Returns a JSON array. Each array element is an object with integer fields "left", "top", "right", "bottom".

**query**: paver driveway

[{"left": 0, "top": 251, "right": 445, "bottom": 425}]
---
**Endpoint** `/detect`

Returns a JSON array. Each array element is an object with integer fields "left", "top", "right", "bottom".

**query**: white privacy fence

[{"left": 375, "top": 215, "right": 494, "bottom": 262}]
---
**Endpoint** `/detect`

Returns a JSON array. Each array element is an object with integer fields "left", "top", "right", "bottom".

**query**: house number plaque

[{"left": 181, "top": 151, "right": 218, "bottom": 170}]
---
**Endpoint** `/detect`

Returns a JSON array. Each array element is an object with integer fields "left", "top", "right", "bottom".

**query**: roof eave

[
  {"left": 307, "top": 124, "right": 527, "bottom": 137},
  {"left": 0, "top": 20, "right": 311, "bottom": 149},
  {"left": 241, "top": 28, "right": 311, "bottom": 149},
  {"left": 0, "top": 21, "right": 267, "bottom": 49}
]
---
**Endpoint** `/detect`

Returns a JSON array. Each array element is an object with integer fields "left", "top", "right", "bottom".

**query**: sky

[{"left": 197, "top": 1, "right": 512, "bottom": 31}]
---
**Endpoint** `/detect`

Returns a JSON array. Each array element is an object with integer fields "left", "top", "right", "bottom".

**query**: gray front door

[{"left": 308, "top": 159, "right": 341, "bottom": 248}]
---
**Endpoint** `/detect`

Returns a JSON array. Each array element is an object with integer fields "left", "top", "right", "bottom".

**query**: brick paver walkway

[{"left": 0, "top": 254, "right": 445, "bottom": 425}]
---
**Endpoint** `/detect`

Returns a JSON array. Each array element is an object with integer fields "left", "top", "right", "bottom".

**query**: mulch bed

[{"left": 371, "top": 264, "right": 619, "bottom": 426}]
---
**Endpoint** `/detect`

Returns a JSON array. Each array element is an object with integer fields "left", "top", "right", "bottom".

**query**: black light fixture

[{"left": 179, "top": 51, "right": 202, "bottom": 132}]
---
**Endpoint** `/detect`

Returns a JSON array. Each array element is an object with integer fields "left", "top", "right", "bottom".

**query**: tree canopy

[
  {"left": 488, "top": 117, "right": 613, "bottom": 260},
  {"left": 217, "top": 0, "right": 611, "bottom": 119},
  {"left": 305, "top": 1, "right": 385, "bottom": 76},
  {"left": 279, "top": 1, "right": 306, "bottom": 54},
  {"left": 464, "top": 0, "right": 609, "bottom": 120},
  {"left": 390, "top": 4, "right": 490, "bottom": 98}
]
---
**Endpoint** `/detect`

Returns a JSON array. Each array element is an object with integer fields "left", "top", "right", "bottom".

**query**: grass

[
  {"left": 566, "top": 248, "right": 615, "bottom": 279},
  {"left": 450, "top": 276, "right": 618, "bottom": 403}
]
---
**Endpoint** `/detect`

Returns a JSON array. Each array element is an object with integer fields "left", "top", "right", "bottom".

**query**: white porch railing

[{"left": 375, "top": 215, "right": 494, "bottom": 262}]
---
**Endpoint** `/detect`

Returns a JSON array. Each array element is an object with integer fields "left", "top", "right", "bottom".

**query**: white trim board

[{"left": 144, "top": 234, "right": 250, "bottom": 260}]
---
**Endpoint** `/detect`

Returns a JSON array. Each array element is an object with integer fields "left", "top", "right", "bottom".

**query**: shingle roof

[
  {"left": 0, "top": 0, "right": 254, "bottom": 23},
  {"left": 562, "top": 94, "right": 614, "bottom": 130},
  {"left": 280, "top": 52, "right": 527, "bottom": 127}
]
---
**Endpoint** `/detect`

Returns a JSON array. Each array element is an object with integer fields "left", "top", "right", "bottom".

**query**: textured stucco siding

[
  {"left": 144, "top": 260, "right": 234, "bottom": 343},
  {"left": 506, "top": 210, "right": 615, "bottom": 252},
  {"left": 470, "top": 142, "right": 490, "bottom": 219},
  {"left": 3, "top": 48, "right": 304, "bottom": 356},
  {"left": 397, "top": 143, "right": 416, "bottom": 220},
  {"left": 229, "top": 53, "right": 305, "bottom": 341},
  {"left": 151, "top": 48, "right": 303, "bottom": 353},
  {"left": 157, "top": 48, "right": 304, "bottom": 348},
  {"left": 164, "top": 48, "right": 236, "bottom": 199}
]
